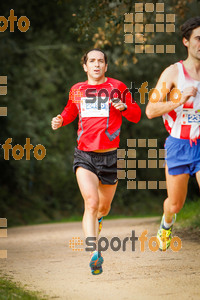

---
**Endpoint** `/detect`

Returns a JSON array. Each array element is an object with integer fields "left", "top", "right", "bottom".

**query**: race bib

[
  {"left": 181, "top": 109, "right": 200, "bottom": 125},
  {"left": 81, "top": 97, "right": 109, "bottom": 117}
]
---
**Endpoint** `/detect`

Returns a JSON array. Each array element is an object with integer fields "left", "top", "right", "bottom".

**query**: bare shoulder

[
  {"left": 160, "top": 63, "right": 178, "bottom": 78},
  {"left": 154, "top": 63, "right": 178, "bottom": 90},
  {"left": 160, "top": 63, "right": 178, "bottom": 83}
]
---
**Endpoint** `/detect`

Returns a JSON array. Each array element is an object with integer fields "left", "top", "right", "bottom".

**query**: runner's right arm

[
  {"left": 51, "top": 88, "right": 79, "bottom": 130},
  {"left": 145, "top": 64, "right": 197, "bottom": 119},
  {"left": 60, "top": 96, "right": 79, "bottom": 126}
]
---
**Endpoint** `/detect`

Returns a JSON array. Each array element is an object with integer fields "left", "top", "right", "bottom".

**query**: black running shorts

[{"left": 73, "top": 147, "right": 118, "bottom": 185}]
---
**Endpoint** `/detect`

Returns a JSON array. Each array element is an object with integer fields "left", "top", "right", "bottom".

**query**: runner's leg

[
  {"left": 157, "top": 165, "right": 190, "bottom": 250},
  {"left": 76, "top": 167, "right": 118, "bottom": 236},
  {"left": 96, "top": 181, "right": 118, "bottom": 236},
  {"left": 76, "top": 167, "right": 99, "bottom": 239},
  {"left": 76, "top": 167, "right": 117, "bottom": 275},
  {"left": 196, "top": 170, "right": 200, "bottom": 189},
  {"left": 164, "top": 165, "right": 190, "bottom": 223},
  {"left": 97, "top": 181, "right": 118, "bottom": 219}
]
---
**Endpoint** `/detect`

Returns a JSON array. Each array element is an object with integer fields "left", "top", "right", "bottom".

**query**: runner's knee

[
  {"left": 85, "top": 196, "right": 99, "bottom": 215},
  {"left": 98, "top": 204, "right": 111, "bottom": 217},
  {"left": 169, "top": 202, "right": 184, "bottom": 214}
]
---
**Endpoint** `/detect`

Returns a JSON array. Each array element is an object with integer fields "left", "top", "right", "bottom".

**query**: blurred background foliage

[{"left": 0, "top": 0, "right": 199, "bottom": 226}]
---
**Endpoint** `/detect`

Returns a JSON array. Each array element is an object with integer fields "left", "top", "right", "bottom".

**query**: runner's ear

[
  {"left": 105, "top": 64, "right": 108, "bottom": 72},
  {"left": 182, "top": 37, "right": 189, "bottom": 48},
  {"left": 83, "top": 64, "right": 88, "bottom": 73}
]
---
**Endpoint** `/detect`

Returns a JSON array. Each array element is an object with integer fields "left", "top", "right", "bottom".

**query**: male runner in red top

[
  {"left": 52, "top": 49, "right": 141, "bottom": 274},
  {"left": 146, "top": 17, "right": 200, "bottom": 251}
]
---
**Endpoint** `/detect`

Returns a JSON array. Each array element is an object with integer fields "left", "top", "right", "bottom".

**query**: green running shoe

[{"left": 157, "top": 214, "right": 176, "bottom": 251}]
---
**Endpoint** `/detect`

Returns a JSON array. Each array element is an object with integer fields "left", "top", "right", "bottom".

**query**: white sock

[{"left": 164, "top": 217, "right": 173, "bottom": 229}]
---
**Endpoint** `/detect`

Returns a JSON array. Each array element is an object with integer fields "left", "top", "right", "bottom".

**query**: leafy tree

[{"left": 0, "top": 0, "right": 199, "bottom": 225}]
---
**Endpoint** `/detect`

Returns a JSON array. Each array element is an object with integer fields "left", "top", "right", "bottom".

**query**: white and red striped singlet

[{"left": 163, "top": 61, "right": 200, "bottom": 141}]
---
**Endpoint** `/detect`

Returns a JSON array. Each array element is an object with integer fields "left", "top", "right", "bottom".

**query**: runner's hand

[
  {"left": 112, "top": 100, "right": 127, "bottom": 111},
  {"left": 51, "top": 114, "right": 63, "bottom": 130},
  {"left": 179, "top": 86, "right": 198, "bottom": 105}
]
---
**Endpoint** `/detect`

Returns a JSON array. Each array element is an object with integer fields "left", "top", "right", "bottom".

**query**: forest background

[{"left": 0, "top": 0, "right": 200, "bottom": 226}]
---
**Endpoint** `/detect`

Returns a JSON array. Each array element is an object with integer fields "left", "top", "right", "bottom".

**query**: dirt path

[{"left": 0, "top": 218, "right": 200, "bottom": 300}]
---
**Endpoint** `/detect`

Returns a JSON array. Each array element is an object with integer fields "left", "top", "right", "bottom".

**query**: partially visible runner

[
  {"left": 146, "top": 17, "right": 200, "bottom": 251},
  {"left": 51, "top": 49, "right": 141, "bottom": 274}
]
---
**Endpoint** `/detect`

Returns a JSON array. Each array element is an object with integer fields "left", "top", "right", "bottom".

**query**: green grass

[
  {"left": 10, "top": 213, "right": 161, "bottom": 228},
  {"left": 45, "top": 213, "right": 160, "bottom": 225},
  {"left": 0, "top": 277, "right": 46, "bottom": 300},
  {"left": 177, "top": 198, "right": 200, "bottom": 229}
]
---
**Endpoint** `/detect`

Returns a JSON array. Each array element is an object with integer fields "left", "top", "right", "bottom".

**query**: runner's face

[
  {"left": 184, "top": 27, "right": 200, "bottom": 60},
  {"left": 83, "top": 51, "right": 107, "bottom": 81}
]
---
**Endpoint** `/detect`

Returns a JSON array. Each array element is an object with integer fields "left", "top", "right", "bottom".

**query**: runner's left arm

[{"left": 120, "top": 83, "right": 141, "bottom": 123}]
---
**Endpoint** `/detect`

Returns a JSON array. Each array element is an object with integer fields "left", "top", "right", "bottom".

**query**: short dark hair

[
  {"left": 81, "top": 48, "right": 108, "bottom": 65},
  {"left": 180, "top": 16, "right": 200, "bottom": 40}
]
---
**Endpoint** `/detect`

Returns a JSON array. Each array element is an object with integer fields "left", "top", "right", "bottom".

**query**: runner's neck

[
  {"left": 87, "top": 77, "right": 107, "bottom": 85},
  {"left": 182, "top": 59, "right": 200, "bottom": 81}
]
